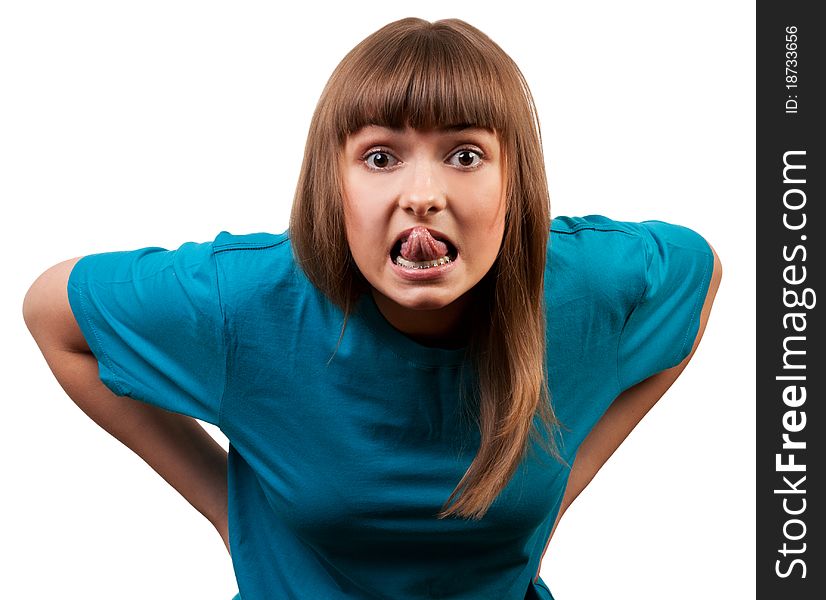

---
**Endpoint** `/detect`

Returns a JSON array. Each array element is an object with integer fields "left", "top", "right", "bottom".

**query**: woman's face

[{"left": 340, "top": 124, "right": 506, "bottom": 344}]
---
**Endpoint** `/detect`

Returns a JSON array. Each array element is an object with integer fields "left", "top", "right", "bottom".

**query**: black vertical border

[{"left": 757, "top": 1, "right": 824, "bottom": 598}]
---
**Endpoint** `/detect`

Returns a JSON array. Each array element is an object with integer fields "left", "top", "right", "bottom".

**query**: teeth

[{"left": 395, "top": 254, "right": 452, "bottom": 269}]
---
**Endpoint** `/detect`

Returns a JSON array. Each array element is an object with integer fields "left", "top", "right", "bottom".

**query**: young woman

[{"left": 23, "top": 17, "right": 722, "bottom": 600}]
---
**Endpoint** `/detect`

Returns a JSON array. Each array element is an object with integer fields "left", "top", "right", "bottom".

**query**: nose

[{"left": 397, "top": 160, "right": 447, "bottom": 217}]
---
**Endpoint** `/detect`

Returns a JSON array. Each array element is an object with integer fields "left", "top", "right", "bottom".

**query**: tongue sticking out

[{"left": 399, "top": 227, "right": 450, "bottom": 261}]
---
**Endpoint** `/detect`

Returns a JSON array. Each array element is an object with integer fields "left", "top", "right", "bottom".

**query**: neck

[{"left": 370, "top": 287, "right": 478, "bottom": 349}]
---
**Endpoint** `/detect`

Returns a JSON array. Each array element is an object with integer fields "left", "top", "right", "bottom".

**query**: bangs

[{"left": 329, "top": 26, "right": 516, "bottom": 141}]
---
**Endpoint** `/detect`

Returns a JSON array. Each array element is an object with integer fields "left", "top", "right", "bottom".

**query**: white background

[{"left": 3, "top": 1, "right": 754, "bottom": 599}]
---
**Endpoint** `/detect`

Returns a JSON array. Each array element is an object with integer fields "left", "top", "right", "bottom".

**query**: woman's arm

[
  {"left": 547, "top": 242, "right": 723, "bottom": 544},
  {"left": 23, "top": 258, "right": 230, "bottom": 555}
]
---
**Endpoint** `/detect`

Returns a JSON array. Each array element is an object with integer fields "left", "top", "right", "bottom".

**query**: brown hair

[{"left": 288, "top": 17, "right": 563, "bottom": 520}]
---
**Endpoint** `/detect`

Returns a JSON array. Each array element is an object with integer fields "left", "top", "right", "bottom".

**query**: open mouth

[{"left": 390, "top": 236, "right": 459, "bottom": 264}]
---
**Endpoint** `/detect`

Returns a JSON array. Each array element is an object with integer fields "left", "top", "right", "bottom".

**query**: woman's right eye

[{"left": 362, "top": 150, "right": 400, "bottom": 171}]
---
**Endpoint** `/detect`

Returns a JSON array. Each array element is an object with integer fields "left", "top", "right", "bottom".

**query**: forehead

[{"left": 346, "top": 123, "right": 498, "bottom": 143}]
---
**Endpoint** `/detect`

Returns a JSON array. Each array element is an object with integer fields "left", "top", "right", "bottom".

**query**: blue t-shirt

[{"left": 66, "top": 215, "right": 714, "bottom": 600}]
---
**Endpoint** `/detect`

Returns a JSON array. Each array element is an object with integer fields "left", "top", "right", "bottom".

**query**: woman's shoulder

[
  {"left": 549, "top": 213, "right": 708, "bottom": 270},
  {"left": 549, "top": 214, "right": 644, "bottom": 274},
  {"left": 546, "top": 214, "right": 713, "bottom": 348},
  {"left": 547, "top": 214, "right": 658, "bottom": 315},
  {"left": 550, "top": 213, "right": 642, "bottom": 237},
  {"left": 209, "top": 228, "right": 308, "bottom": 299},
  {"left": 550, "top": 214, "right": 707, "bottom": 249},
  {"left": 213, "top": 229, "right": 290, "bottom": 251}
]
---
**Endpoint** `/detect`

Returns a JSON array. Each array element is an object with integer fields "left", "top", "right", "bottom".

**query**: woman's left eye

[{"left": 448, "top": 148, "right": 484, "bottom": 169}]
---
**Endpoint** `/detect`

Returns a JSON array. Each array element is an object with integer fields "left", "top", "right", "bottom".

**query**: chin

[
  {"left": 395, "top": 289, "right": 464, "bottom": 311},
  {"left": 372, "top": 284, "right": 453, "bottom": 311}
]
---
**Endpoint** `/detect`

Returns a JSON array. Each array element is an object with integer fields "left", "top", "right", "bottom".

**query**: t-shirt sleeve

[
  {"left": 617, "top": 220, "right": 714, "bottom": 392},
  {"left": 66, "top": 238, "right": 227, "bottom": 426}
]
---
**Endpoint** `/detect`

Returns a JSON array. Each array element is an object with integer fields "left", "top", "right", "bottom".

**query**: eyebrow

[{"left": 440, "top": 123, "right": 488, "bottom": 133}]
